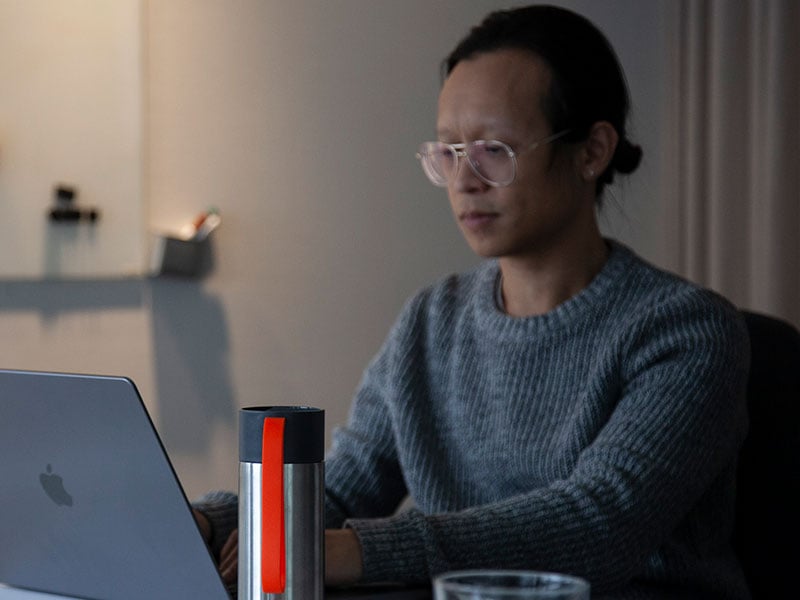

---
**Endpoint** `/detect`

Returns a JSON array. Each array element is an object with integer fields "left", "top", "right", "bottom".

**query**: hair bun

[{"left": 612, "top": 138, "right": 643, "bottom": 174}]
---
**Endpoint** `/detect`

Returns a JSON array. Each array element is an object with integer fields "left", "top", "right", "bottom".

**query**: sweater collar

[{"left": 474, "top": 239, "right": 636, "bottom": 339}]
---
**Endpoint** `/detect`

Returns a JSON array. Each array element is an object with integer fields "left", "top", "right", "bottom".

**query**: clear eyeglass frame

[{"left": 416, "top": 129, "right": 570, "bottom": 188}]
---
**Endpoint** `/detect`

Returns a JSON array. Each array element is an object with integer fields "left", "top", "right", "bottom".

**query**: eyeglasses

[{"left": 416, "top": 129, "right": 570, "bottom": 188}]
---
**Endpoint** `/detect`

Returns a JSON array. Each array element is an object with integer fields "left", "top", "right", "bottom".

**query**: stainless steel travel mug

[{"left": 239, "top": 406, "right": 325, "bottom": 600}]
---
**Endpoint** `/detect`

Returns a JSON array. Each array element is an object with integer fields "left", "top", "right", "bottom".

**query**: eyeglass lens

[{"left": 420, "top": 141, "right": 515, "bottom": 187}]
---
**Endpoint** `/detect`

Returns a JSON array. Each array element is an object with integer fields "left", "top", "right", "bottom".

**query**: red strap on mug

[{"left": 261, "top": 417, "right": 286, "bottom": 593}]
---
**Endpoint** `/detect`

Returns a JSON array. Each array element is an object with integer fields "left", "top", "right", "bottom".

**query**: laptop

[{"left": 0, "top": 369, "right": 231, "bottom": 600}]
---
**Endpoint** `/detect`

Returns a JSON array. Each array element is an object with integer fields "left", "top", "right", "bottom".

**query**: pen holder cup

[{"left": 150, "top": 235, "right": 211, "bottom": 277}]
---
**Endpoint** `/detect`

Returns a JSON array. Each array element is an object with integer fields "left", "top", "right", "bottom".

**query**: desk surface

[
  {"left": 329, "top": 585, "right": 431, "bottom": 599},
  {"left": 0, "top": 583, "right": 432, "bottom": 600}
]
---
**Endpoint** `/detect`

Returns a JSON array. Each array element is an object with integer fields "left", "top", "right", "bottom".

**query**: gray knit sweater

[
  {"left": 323, "top": 241, "right": 751, "bottom": 598},
  {"left": 198, "top": 241, "right": 751, "bottom": 599}
]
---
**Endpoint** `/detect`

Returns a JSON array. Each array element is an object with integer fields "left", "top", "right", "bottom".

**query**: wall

[
  {"left": 0, "top": 0, "right": 667, "bottom": 500},
  {"left": 0, "top": 0, "right": 145, "bottom": 278}
]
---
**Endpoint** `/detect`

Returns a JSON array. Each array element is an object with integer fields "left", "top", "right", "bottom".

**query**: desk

[
  {"left": 329, "top": 585, "right": 431, "bottom": 599},
  {"left": 0, "top": 583, "right": 431, "bottom": 600}
]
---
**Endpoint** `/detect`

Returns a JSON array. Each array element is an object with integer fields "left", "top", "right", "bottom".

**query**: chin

[{"left": 466, "top": 242, "right": 505, "bottom": 259}]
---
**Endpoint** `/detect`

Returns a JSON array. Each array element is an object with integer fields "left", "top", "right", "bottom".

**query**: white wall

[
  {"left": 0, "top": 0, "right": 667, "bottom": 499},
  {"left": 0, "top": 0, "right": 145, "bottom": 278}
]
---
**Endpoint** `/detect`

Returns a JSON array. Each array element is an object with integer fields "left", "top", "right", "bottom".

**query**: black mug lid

[{"left": 239, "top": 406, "right": 324, "bottom": 464}]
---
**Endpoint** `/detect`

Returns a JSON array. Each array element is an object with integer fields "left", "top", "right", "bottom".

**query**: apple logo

[{"left": 39, "top": 464, "right": 74, "bottom": 507}]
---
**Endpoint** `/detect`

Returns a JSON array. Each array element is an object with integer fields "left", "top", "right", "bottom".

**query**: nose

[{"left": 451, "top": 155, "right": 489, "bottom": 193}]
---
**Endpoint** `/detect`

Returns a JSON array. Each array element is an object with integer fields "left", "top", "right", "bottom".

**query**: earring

[{"left": 585, "top": 169, "right": 595, "bottom": 179}]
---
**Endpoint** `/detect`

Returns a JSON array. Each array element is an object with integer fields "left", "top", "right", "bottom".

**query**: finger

[
  {"left": 220, "top": 528, "right": 238, "bottom": 559},
  {"left": 219, "top": 529, "right": 238, "bottom": 583},
  {"left": 219, "top": 552, "right": 237, "bottom": 584}
]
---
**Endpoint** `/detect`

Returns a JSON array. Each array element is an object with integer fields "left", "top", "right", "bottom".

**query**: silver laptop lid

[
  {"left": 0, "top": 583, "right": 80, "bottom": 599},
  {"left": 0, "top": 369, "right": 229, "bottom": 600}
]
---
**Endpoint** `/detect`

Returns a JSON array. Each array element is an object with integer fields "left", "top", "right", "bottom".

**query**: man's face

[{"left": 437, "top": 49, "right": 588, "bottom": 260}]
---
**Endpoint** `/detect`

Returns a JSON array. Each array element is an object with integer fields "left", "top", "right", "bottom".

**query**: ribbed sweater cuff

[{"left": 345, "top": 509, "right": 439, "bottom": 584}]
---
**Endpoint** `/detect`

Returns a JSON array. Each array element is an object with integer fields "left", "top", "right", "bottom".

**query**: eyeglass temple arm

[{"left": 520, "top": 129, "right": 571, "bottom": 153}]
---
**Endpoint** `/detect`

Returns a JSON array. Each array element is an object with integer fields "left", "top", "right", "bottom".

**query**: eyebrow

[{"left": 435, "top": 118, "right": 516, "bottom": 141}]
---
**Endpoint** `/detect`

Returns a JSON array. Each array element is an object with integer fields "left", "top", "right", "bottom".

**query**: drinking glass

[{"left": 433, "top": 570, "right": 590, "bottom": 599}]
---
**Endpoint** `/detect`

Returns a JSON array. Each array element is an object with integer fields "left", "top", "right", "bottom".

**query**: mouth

[{"left": 459, "top": 210, "right": 499, "bottom": 231}]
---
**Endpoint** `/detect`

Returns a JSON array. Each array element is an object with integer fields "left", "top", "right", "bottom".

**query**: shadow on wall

[
  {"left": 0, "top": 277, "right": 235, "bottom": 456},
  {"left": 0, "top": 278, "right": 145, "bottom": 323},
  {"left": 148, "top": 277, "right": 235, "bottom": 454}
]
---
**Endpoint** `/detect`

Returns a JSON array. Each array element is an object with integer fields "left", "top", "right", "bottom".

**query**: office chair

[{"left": 733, "top": 311, "right": 800, "bottom": 598}]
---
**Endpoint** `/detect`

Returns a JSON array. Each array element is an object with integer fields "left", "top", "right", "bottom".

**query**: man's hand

[
  {"left": 193, "top": 522, "right": 363, "bottom": 588},
  {"left": 192, "top": 509, "right": 212, "bottom": 543},
  {"left": 193, "top": 510, "right": 237, "bottom": 585},
  {"left": 325, "top": 528, "right": 363, "bottom": 587}
]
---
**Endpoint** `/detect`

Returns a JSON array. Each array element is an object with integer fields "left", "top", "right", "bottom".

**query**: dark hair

[{"left": 444, "top": 5, "right": 642, "bottom": 197}]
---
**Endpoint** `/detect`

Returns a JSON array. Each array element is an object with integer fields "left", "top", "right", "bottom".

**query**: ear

[{"left": 576, "top": 121, "right": 618, "bottom": 181}]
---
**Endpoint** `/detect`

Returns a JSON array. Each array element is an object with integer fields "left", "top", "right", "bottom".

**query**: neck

[{"left": 498, "top": 232, "right": 609, "bottom": 317}]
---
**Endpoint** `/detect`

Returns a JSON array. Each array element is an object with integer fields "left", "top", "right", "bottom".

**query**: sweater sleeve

[
  {"left": 324, "top": 303, "right": 415, "bottom": 529},
  {"left": 345, "top": 291, "right": 750, "bottom": 592}
]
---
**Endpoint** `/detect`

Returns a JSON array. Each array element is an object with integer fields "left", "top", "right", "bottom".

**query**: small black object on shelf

[{"left": 48, "top": 184, "right": 100, "bottom": 223}]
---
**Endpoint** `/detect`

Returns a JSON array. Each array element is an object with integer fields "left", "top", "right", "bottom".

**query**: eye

[
  {"left": 471, "top": 141, "right": 510, "bottom": 164},
  {"left": 433, "top": 147, "right": 455, "bottom": 163},
  {"left": 481, "top": 141, "right": 508, "bottom": 155}
]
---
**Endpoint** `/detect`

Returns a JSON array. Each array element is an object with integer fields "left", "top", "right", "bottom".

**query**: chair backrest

[{"left": 734, "top": 311, "right": 800, "bottom": 598}]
